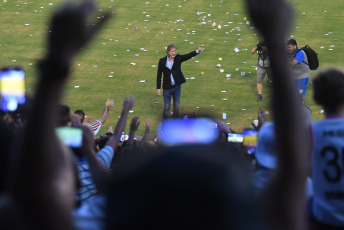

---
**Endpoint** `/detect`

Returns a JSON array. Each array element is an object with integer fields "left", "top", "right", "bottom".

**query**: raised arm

[
  {"left": 98, "top": 99, "right": 114, "bottom": 123},
  {"left": 79, "top": 125, "right": 111, "bottom": 195},
  {"left": 105, "top": 96, "right": 135, "bottom": 151},
  {"left": 140, "top": 120, "right": 151, "bottom": 145},
  {"left": 4, "top": 1, "right": 110, "bottom": 229},
  {"left": 246, "top": 0, "right": 309, "bottom": 229},
  {"left": 250, "top": 42, "right": 259, "bottom": 54},
  {"left": 127, "top": 116, "right": 140, "bottom": 148}
]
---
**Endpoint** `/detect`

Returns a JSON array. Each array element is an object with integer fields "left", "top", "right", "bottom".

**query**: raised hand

[
  {"left": 105, "top": 99, "right": 115, "bottom": 108},
  {"left": 47, "top": 0, "right": 110, "bottom": 62},
  {"left": 245, "top": 0, "right": 293, "bottom": 39},
  {"left": 130, "top": 116, "right": 140, "bottom": 133},
  {"left": 123, "top": 95, "right": 135, "bottom": 111},
  {"left": 145, "top": 120, "right": 151, "bottom": 134},
  {"left": 257, "top": 108, "right": 267, "bottom": 128}
]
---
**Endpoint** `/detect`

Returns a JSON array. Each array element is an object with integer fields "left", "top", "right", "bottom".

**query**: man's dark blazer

[{"left": 157, "top": 51, "right": 199, "bottom": 90}]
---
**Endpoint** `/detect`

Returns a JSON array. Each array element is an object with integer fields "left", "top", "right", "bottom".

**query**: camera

[{"left": 257, "top": 41, "right": 266, "bottom": 50}]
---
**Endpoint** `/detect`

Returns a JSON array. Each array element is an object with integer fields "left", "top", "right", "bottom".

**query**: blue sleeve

[
  {"left": 96, "top": 146, "right": 114, "bottom": 168},
  {"left": 294, "top": 50, "right": 305, "bottom": 63}
]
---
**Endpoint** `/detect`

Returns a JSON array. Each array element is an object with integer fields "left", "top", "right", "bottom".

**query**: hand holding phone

[
  {"left": 243, "top": 129, "right": 258, "bottom": 147},
  {"left": 56, "top": 127, "right": 83, "bottom": 148},
  {"left": 157, "top": 118, "right": 218, "bottom": 146},
  {"left": 227, "top": 133, "right": 244, "bottom": 143},
  {"left": 0, "top": 67, "right": 26, "bottom": 112}
]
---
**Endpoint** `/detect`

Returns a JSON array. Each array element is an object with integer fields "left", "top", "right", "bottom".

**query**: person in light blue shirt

[{"left": 310, "top": 67, "right": 344, "bottom": 229}]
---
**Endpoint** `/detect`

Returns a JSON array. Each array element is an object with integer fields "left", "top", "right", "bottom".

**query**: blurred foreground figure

[
  {"left": 0, "top": 1, "right": 109, "bottom": 229},
  {"left": 310, "top": 68, "right": 344, "bottom": 229},
  {"left": 106, "top": 143, "right": 258, "bottom": 230}
]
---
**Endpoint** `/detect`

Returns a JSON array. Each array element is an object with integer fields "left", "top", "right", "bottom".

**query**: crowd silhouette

[{"left": 0, "top": 0, "right": 343, "bottom": 230}]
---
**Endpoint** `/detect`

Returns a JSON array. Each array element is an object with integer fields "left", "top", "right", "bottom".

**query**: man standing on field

[{"left": 156, "top": 44, "right": 203, "bottom": 118}]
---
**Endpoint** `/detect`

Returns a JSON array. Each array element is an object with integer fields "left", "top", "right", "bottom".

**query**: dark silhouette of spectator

[
  {"left": 0, "top": 1, "right": 111, "bottom": 229},
  {"left": 310, "top": 67, "right": 344, "bottom": 229},
  {"left": 0, "top": 1, "right": 313, "bottom": 230}
]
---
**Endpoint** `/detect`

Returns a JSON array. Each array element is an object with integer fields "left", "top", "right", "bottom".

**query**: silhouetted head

[
  {"left": 74, "top": 110, "right": 85, "bottom": 123},
  {"left": 106, "top": 143, "right": 258, "bottom": 230},
  {"left": 57, "top": 104, "right": 71, "bottom": 127},
  {"left": 313, "top": 67, "right": 344, "bottom": 114}
]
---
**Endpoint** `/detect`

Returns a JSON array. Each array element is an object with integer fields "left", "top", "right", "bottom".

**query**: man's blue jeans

[{"left": 163, "top": 85, "right": 181, "bottom": 118}]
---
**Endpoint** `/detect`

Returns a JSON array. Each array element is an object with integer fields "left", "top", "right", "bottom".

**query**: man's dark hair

[
  {"left": 166, "top": 44, "right": 177, "bottom": 53},
  {"left": 286, "top": 39, "right": 297, "bottom": 46},
  {"left": 57, "top": 104, "right": 71, "bottom": 127},
  {"left": 74, "top": 109, "right": 85, "bottom": 123},
  {"left": 313, "top": 68, "right": 344, "bottom": 111}
]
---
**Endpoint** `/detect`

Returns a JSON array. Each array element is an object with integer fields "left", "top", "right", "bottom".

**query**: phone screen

[
  {"left": 227, "top": 133, "right": 244, "bottom": 143},
  {"left": 243, "top": 129, "right": 258, "bottom": 147},
  {"left": 0, "top": 68, "right": 26, "bottom": 112},
  {"left": 56, "top": 127, "right": 83, "bottom": 148},
  {"left": 157, "top": 118, "right": 218, "bottom": 145}
]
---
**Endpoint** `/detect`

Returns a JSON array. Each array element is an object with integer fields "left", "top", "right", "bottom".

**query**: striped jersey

[
  {"left": 91, "top": 120, "right": 102, "bottom": 136},
  {"left": 75, "top": 146, "right": 114, "bottom": 204}
]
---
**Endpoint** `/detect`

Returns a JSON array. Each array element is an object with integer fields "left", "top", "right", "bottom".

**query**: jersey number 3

[{"left": 322, "top": 146, "right": 344, "bottom": 183}]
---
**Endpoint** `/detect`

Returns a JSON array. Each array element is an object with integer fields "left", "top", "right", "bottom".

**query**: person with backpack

[
  {"left": 251, "top": 38, "right": 272, "bottom": 102},
  {"left": 287, "top": 39, "right": 310, "bottom": 96}
]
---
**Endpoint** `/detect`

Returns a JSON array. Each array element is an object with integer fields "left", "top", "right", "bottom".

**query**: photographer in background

[{"left": 251, "top": 37, "right": 272, "bottom": 102}]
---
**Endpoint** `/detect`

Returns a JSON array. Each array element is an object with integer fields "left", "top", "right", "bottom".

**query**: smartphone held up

[{"left": 0, "top": 67, "right": 26, "bottom": 112}]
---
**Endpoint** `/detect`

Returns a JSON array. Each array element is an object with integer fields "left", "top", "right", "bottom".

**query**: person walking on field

[
  {"left": 157, "top": 44, "right": 203, "bottom": 118},
  {"left": 251, "top": 38, "right": 272, "bottom": 102},
  {"left": 287, "top": 39, "right": 310, "bottom": 96}
]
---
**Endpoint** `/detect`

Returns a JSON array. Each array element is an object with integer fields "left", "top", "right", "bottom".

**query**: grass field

[{"left": 1, "top": 0, "right": 344, "bottom": 137}]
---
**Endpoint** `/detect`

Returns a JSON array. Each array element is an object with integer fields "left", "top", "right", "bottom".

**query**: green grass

[{"left": 1, "top": 0, "right": 344, "bottom": 138}]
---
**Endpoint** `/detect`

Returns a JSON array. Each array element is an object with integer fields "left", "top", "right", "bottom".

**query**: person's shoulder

[
  {"left": 296, "top": 48, "right": 305, "bottom": 56},
  {"left": 91, "top": 120, "right": 102, "bottom": 126},
  {"left": 158, "top": 56, "right": 167, "bottom": 64}
]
